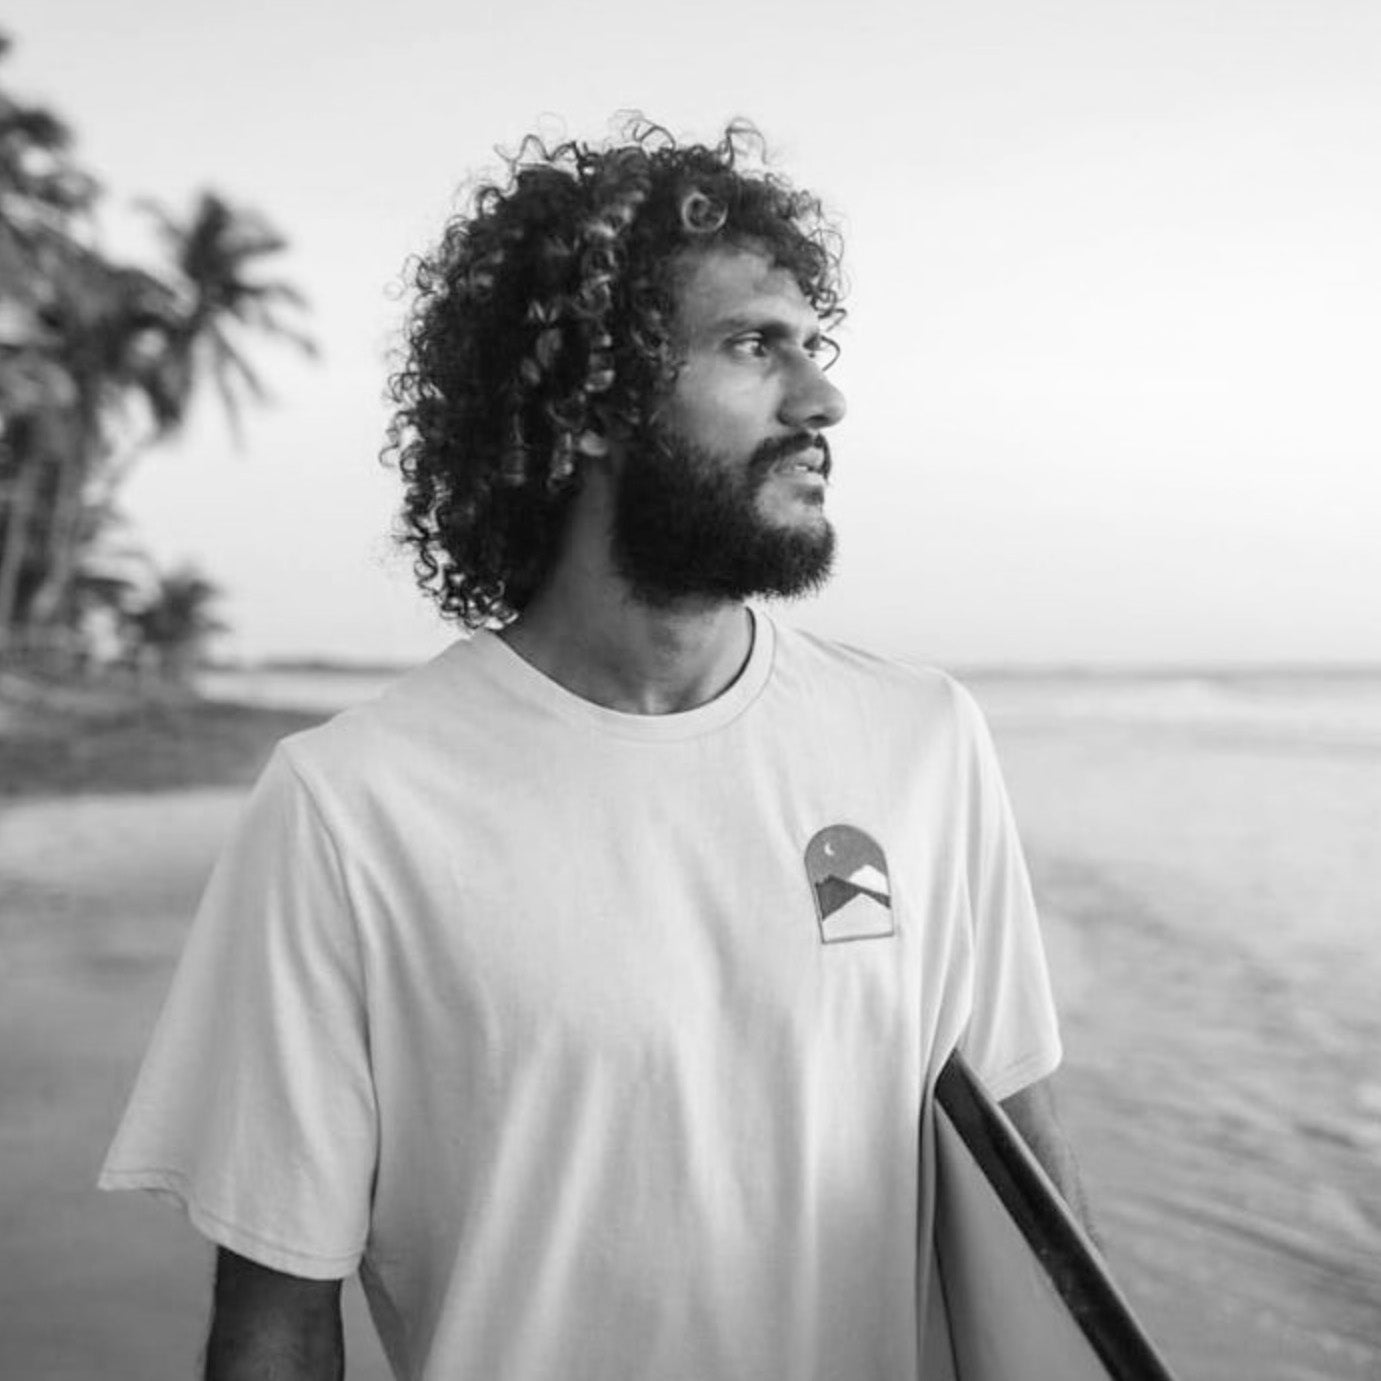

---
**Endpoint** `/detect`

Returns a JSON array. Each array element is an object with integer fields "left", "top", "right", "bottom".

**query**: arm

[
  {"left": 205, "top": 1248, "right": 344, "bottom": 1381},
  {"left": 999, "top": 1074, "right": 1101, "bottom": 1247}
]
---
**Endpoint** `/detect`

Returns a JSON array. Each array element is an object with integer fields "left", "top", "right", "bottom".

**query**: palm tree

[
  {"left": 18, "top": 247, "right": 182, "bottom": 644},
  {"left": 0, "top": 33, "right": 95, "bottom": 271},
  {"left": 0, "top": 33, "right": 100, "bottom": 651},
  {"left": 126, "top": 561, "right": 227, "bottom": 681},
  {"left": 139, "top": 190, "right": 316, "bottom": 440},
  {"left": 7, "top": 193, "right": 314, "bottom": 656},
  {"left": 1, "top": 34, "right": 314, "bottom": 660}
]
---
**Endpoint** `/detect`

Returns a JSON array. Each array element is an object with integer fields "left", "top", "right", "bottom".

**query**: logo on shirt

[{"left": 804, "top": 825, "right": 894, "bottom": 943}]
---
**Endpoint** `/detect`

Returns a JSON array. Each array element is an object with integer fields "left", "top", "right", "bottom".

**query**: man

[{"left": 101, "top": 120, "right": 1089, "bottom": 1380}]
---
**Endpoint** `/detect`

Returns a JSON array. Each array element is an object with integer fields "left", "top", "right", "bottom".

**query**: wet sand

[
  {"left": 2, "top": 680, "right": 1379, "bottom": 1378},
  {"left": 0, "top": 790, "right": 394, "bottom": 1380}
]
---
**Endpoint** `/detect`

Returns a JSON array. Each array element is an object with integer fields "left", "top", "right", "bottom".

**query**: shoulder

[
  {"left": 276, "top": 637, "right": 481, "bottom": 753},
  {"left": 266, "top": 636, "right": 497, "bottom": 806},
  {"left": 766, "top": 616, "right": 989, "bottom": 741}
]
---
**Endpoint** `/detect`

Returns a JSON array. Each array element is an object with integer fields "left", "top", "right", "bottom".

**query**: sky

[{"left": 6, "top": 0, "right": 1379, "bottom": 667}]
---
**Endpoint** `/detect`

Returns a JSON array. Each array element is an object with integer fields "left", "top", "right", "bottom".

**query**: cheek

[{"left": 666, "top": 378, "right": 769, "bottom": 453}]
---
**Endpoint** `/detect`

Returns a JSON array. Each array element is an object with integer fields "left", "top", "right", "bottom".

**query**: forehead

[{"left": 671, "top": 244, "right": 817, "bottom": 341}]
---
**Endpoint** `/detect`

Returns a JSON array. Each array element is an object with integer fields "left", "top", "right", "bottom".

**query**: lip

[
  {"left": 773, "top": 455, "right": 827, "bottom": 478},
  {"left": 771, "top": 462, "right": 828, "bottom": 493}
]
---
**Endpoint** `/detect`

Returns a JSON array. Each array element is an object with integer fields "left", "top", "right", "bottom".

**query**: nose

[{"left": 780, "top": 353, "right": 847, "bottom": 432}]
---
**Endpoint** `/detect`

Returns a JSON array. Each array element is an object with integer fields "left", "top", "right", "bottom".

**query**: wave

[{"left": 968, "top": 672, "right": 1381, "bottom": 753}]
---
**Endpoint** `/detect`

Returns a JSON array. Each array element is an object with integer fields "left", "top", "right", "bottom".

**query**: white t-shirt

[{"left": 100, "top": 611, "right": 1061, "bottom": 1381}]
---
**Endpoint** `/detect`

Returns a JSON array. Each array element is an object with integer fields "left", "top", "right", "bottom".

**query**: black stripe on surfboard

[{"left": 935, "top": 1053, "right": 1178, "bottom": 1381}]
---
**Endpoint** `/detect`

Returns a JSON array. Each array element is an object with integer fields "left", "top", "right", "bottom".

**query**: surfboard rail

[{"left": 932, "top": 1052, "right": 1179, "bottom": 1381}]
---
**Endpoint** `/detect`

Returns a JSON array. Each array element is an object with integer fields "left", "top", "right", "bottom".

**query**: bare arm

[
  {"left": 204, "top": 1248, "right": 344, "bottom": 1381},
  {"left": 1000, "top": 1074, "right": 1101, "bottom": 1247}
]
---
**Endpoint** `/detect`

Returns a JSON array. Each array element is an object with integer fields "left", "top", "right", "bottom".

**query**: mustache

[{"left": 749, "top": 434, "right": 832, "bottom": 480}]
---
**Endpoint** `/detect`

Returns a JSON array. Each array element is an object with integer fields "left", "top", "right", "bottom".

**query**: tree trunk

[
  {"left": 24, "top": 397, "right": 98, "bottom": 648},
  {"left": 0, "top": 445, "right": 44, "bottom": 652},
  {"left": 24, "top": 442, "right": 87, "bottom": 644}
]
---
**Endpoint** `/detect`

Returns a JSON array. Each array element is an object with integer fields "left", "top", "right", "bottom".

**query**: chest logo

[{"left": 804, "top": 825, "right": 894, "bottom": 944}]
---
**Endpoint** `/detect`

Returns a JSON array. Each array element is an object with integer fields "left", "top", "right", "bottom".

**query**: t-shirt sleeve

[
  {"left": 949, "top": 681, "right": 1063, "bottom": 1102},
  {"left": 98, "top": 745, "right": 377, "bottom": 1280}
]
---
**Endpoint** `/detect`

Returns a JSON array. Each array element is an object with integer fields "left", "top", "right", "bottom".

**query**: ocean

[{"left": 970, "top": 669, "right": 1381, "bottom": 1381}]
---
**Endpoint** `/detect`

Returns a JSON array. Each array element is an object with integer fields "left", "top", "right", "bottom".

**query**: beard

[{"left": 609, "top": 421, "right": 837, "bottom": 607}]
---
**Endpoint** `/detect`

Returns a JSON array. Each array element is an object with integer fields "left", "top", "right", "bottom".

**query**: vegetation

[{"left": 0, "top": 32, "right": 313, "bottom": 676}]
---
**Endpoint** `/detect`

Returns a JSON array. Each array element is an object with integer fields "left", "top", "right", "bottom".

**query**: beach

[
  {"left": 2, "top": 668, "right": 1378, "bottom": 1379},
  {"left": 0, "top": 679, "right": 397, "bottom": 1380}
]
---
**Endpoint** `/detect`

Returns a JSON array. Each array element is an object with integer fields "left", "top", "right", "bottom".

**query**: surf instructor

[{"left": 101, "top": 119, "right": 1092, "bottom": 1380}]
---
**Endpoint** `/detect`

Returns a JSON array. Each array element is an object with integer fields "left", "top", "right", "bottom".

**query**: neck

[
  {"left": 498, "top": 466, "right": 755, "bottom": 715},
  {"left": 504, "top": 590, "right": 753, "bottom": 716}
]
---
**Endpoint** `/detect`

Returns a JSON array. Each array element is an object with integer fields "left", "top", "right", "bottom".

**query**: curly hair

[{"left": 382, "top": 117, "right": 845, "bottom": 628}]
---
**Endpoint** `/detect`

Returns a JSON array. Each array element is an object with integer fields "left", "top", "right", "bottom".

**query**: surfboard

[{"left": 920, "top": 1051, "right": 1179, "bottom": 1380}]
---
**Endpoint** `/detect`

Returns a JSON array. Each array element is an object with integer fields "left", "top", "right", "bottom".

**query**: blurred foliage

[
  {"left": 0, "top": 673, "right": 322, "bottom": 798},
  {"left": 0, "top": 31, "right": 314, "bottom": 674},
  {"left": 125, "top": 562, "right": 229, "bottom": 679}
]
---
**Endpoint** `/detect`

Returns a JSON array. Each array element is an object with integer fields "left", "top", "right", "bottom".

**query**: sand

[
  {"left": 3, "top": 680, "right": 1379, "bottom": 1378},
  {"left": 0, "top": 789, "right": 393, "bottom": 1381}
]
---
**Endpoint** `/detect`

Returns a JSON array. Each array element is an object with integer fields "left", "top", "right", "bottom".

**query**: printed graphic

[{"left": 804, "top": 825, "right": 894, "bottom": 943}]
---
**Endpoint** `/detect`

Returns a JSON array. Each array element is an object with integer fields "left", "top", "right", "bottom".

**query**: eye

[{"left": 727, "top": 332, "right": 771, "bottom": 359}]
